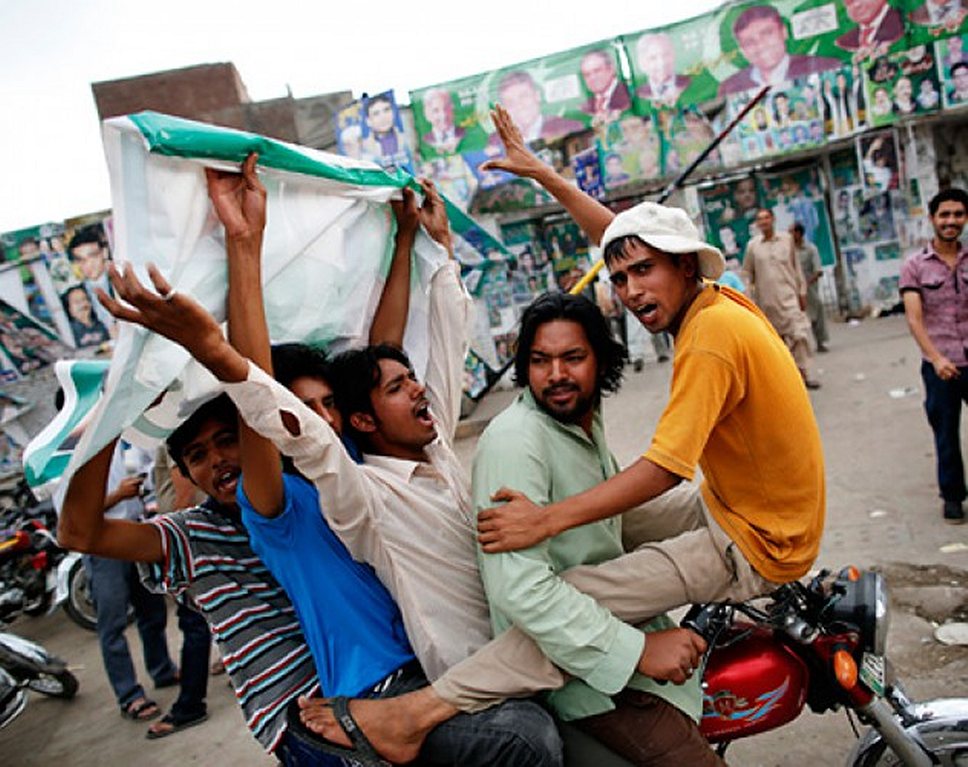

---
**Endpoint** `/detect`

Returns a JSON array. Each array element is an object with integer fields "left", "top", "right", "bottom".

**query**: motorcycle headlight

[{"left": 828, "top": 570, "right": 890, "bottom": 655}]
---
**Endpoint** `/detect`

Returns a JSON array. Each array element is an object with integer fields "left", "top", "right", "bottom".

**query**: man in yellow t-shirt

[{"left": 477, "top": 112, "right": 825, "bottom": 613}]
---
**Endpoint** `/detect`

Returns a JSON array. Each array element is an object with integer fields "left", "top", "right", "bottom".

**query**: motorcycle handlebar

[{"left": 681, "top": 603, "right": 721, "bottom": 640}]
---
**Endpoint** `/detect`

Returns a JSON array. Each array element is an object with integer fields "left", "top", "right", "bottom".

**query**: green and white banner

[
  {"left": 23, "top": 360, "right": 109, "bottom": 490},
  {"left": 61, "top": 112, "right": 492, "bottom": 482}
]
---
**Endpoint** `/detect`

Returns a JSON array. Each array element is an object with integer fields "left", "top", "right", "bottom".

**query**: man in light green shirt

[{"left": 471, "top": 291, "right": 717, "bottom": 765}]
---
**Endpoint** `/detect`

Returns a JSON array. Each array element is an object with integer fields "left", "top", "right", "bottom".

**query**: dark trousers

[
  {"left": 168, "top": 599, "right": 211, "bottom": 721},
  {"left": 922, "top": 360, "right": 968, "bottom": 502},
  {"left": 280, "top": 662, "right": 562, "bottom": 767},
  {"left": 574, "top": 690, "right": 723, "bottom": 767},
  {"left": 384, "top": 662, "right": 562, "bottom": 767}
]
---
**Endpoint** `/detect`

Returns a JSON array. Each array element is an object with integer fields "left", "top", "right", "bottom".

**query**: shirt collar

[
  {"left": 923, "top": 242, "right": 968, "bottom": 263},
  {"left": 677, "top": 283, "right": 720, "bottom": 337},
  {"left": 519, "top": 387, "right": 604, "bottom": 447},
  {"left": 362, "top": 436, "right": 450, "bottom": 480},
  {"left": 363, "top": 452, "right": 423, "bottom": 479}
]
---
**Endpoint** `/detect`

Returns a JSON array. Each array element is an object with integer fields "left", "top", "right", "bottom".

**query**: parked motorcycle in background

[
  {"left": 683, "top": 566, "right": 968, "bottom": 765},
  {"left": 0, "top": 631, "right": 77, "bottom": 702},
  {"left": 0, "top": 499, "right": 97, "bottom": 630}
]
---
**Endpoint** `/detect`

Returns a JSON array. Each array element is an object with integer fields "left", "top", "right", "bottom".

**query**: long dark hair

[{"left": 514, "top": 291, "right": 627, "bottom": 396}]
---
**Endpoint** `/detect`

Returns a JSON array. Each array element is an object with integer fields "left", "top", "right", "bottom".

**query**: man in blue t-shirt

[{"left": 206, "top": 154, "right": 561, "bottom": 766}]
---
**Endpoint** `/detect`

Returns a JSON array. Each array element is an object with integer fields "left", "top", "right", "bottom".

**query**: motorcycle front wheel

[
  {"left": 26, "top": 669, "right": 78, "bottom": 699},
  {"left": 63, "top": 559, "right": 97, "bottom": 631},
  {"left": 851, "top": 698, "right": 968, "bottom": 766}
]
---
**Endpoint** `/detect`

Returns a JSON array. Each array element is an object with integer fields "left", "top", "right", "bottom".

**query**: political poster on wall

[
  {"left": 60, "top": 216, "right": 116, "bottom": 347},
  {"left": 937, "top": 33, "right": 968, "bottom": 106},
  {"left": 1, "top": 226, "right": 59, "bottom": 329},
  {"left": 572, "top": 146, "right": 606, "bottom": 199},
  {"left": 699, "top": 178, "right": 763, "bottom": 260},
  {"left": 0, "top": 299, "right": 65, "bottom": 380},
  {"left": 412, "top": 41, "right": 631, "bottom": 159},
  {"left": 864, "top": 44, "right": 941, "bottom": 125},
  {"left": 334, "top": 91, "right": 415, "bottom": 174},
  {"left": 411, "top": 41, "right": 632, "bottom": 209},
  {"left": 902, "top": 0, "right": 968, "bottom": 44},
  {"left": 759, "top": 167, "right": 837, "bottom": 265},
  {"left": 729, "top": 76, "right": 825, "bottom": 160},
  {"left": 625, "top": 1, "right": 968, "bottom": 116},
  {"left": 858, "top": 128, "right": 901, "bottom": 192},
  {"left": 2, "top": 214, "right": 117, "bottom": 348},
  {"left": 660, "top": 108, "right": 722, "bottom": 174},
  {"left": 597, "top": 114, "right": 663, "bottom": 191},
  {"left": 820, "top": 65, "right": 869, "bottom": 135}
]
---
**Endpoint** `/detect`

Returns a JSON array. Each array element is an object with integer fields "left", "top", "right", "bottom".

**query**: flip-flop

[
  {"left": 146, "top": 711, "right": 209, "bottom": 739},
  {"left": 121, "top": 697, "right": 161, "bottom": 721},
  {"left": 285, "top": 697, "right": 389, "bottom": 766}
]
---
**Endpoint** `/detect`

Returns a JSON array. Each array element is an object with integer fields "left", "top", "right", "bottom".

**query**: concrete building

[{"left": 92, "top": 62, "right": 351, "bottom": 150}]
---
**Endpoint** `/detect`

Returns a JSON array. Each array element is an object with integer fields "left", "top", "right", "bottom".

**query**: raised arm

[
  {"left": 481, "top": 105, "right": 614, "bottom": 245},
  {"left": 57, "top": 440, "right": 164, "bottom": 563},
  {"left": 97, "top": 270, "right": 382, "bottom": 556},
  {"left": 97, "top": 263, "right": 249, "bottom": 384},
  {"left": 369, "top": 189, "right": 419, "bottom": 347},
  {"left": 371, "top": 180, "right": 455, "bottom": 347},
  {"left": 206, "top": 153, "right": 284, "bottom": 518}
]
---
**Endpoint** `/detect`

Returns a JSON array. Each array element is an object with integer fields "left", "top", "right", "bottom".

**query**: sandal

[
  {"left": 286, "top": 697, "right": 389, "bottom": 766},
  {"left": 146, "top": 711, "right": 209, "bottom": 739},
  {"left": 121, "top": 697, "right": 161, "bottom": 721}
]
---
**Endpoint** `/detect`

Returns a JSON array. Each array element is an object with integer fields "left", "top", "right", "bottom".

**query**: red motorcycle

[{"left": 682, "top": 566, "right": 968, "bottom": 766}]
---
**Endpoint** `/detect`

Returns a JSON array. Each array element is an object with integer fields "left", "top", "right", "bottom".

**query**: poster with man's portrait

[
  {"left": 61, "top": 216, "right": 117, "bottom": 340},
  {"left": 858, "top": 129, "right": 901, "bottom": 193},
  {"left": 820, "top": 65, "right": 868, "bottom": 136},
  {"left": 334, "top": 91, "right": 415, "bottom": 174},
  {"left": 413, "top": 42, "right": 630, "bottom": 158},
  {"left": 905, "top": 0, "right": 968, "bottom": 44},
  {"left": 938, "top": 34, "right": 968, "bottom": 106},
  {"left": 729, "top": 76, "right": 825, "bottom": 161},
  {"left": 0, "top": 226, "right": 59, "bottom": 330},
  {"left": 760, "top": 167, "right": 837, "bottom": 266},
  {"left": 700, "top": 178, "right": 763, "bottom": 260},
  {"left": 0, "top": 299, "right": 65, "bottom": 379},
  {"left": 864, "top": 45, "right": 941, "bottom": 126},
  {"left": 597, "top": 114, "right": 663, "bottom": 190}
]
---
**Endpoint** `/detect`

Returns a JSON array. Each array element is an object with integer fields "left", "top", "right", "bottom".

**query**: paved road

[{"left": 3, "top": 314, "right": 967, "bottom": 765}]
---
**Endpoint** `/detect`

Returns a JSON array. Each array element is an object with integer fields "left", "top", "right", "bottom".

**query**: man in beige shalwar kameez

[{"left": 742, "top": 208, "right": 821, "bottom": 389}]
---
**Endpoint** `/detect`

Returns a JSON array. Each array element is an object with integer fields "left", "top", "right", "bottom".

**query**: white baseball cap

[{"left": 600, "top": 202, "right": 725, "bottom": 280}]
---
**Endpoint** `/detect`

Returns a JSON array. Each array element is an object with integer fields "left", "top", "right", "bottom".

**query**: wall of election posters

[
  {"left": 3, "top": 1, "right": 967, "bottom": 401},
  {"left": 1, "top": 213, "right": 118, "bottom": 355}
]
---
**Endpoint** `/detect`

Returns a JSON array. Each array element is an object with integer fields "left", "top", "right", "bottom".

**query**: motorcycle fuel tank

[{"left": 700, "top": 624, "right": 809, "bottom": 743}]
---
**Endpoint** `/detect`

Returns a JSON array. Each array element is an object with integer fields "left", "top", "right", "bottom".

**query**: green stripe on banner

[
  {"left": 128, "top": 111, "right": 512, "bottom": 274},
  {"left": 23, "top": 360, "right": 109, "bottom": 487}
]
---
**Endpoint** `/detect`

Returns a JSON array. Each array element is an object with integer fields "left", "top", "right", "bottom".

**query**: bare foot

[{"left": 297, "top": 687, "right": 457, "bottom": 764}]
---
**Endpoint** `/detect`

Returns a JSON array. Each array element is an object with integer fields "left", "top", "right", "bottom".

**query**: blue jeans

[
  {"left": 168, "top": 599, "right": 211, "bottom": 721},
  {"left": 84, "top": 555, "right": 176, "bottom": 708},
  {"left": 922, "top": 360, "right": 968, "bottom": 502}
]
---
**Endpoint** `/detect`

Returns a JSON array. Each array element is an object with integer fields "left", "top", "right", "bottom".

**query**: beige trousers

[
  {"left": 433, "top": 483, "right": 775, "bottom": 713},
  {"left": 782, "top": 333, "right": 814, "bottom": 381}
]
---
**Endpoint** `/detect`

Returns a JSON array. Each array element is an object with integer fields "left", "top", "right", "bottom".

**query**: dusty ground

[{"left": 2, "top": 314, "right": 968, "bottom": 766}]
